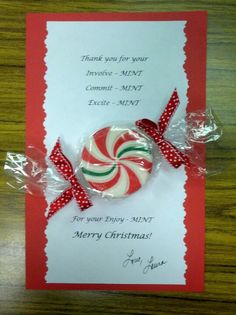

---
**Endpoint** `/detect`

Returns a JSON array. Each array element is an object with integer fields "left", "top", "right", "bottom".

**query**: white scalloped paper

[{"left": 44, "top": 21, "right": 188, "bottom": 284}]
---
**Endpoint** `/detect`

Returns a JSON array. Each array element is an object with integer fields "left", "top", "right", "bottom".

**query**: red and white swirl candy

[{"left": 80, "top": 126, "right": 153, "bottom": 198}]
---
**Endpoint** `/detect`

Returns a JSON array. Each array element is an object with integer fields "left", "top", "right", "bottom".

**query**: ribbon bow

[
  {"left": 47, "top": 139, "right": 92, "bottom": 219},
  {"left": 135, "top": 89, "right": 190, "bottom": 168}
]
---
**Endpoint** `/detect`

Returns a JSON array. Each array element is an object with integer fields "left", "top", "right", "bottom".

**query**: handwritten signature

[{"left": 122, "top": 249, "right": 167, "bottom": 274}]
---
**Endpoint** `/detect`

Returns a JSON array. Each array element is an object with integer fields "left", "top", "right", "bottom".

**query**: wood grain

[{"left": 0, "top": 1, "right": 235, "bottom": 314}]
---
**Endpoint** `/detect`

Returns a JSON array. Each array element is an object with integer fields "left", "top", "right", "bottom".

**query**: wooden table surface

[{"left": 0, "top": 1, "right": 235, "bottom": 314}]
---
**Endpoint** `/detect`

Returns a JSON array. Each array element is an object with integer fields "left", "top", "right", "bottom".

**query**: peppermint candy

[{"left": 80, "top": 126, "right": 153, "bottom": 198}]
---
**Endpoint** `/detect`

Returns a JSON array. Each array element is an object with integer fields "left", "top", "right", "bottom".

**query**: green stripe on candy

[
  {"left": 81, "top": 164, "right": 116, "bottom": 177},
  {"left": 117, "top": 146, "right": 151, "bottom": 158}
]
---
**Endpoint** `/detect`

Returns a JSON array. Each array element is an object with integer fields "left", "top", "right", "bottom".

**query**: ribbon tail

[
  {"left": 158, "top": 139, "right": 191, "bottom": 168},
  {"left": 174, "top": 148, "right": 191, "bottom": 168},
  {"left": 49, "top": 138, "right": 74, "bottom": 180},
  {"left": 72, "top": 185, "right": 93, "bottom": 211},
  {"left": 158, "top": 89, "right": 180, "bottom": 134},
  {"left": 47, "top": 187, "right": 73, "bottom": 219}
]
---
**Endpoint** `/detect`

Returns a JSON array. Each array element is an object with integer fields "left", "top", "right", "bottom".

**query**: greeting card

[{"left": 26, "top": 11, "right": 207, "bottom": 291}]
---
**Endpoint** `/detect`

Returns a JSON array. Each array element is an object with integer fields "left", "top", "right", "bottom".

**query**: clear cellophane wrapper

[{"left": 4, "top": 109, "right": 224, "bottom": 198}]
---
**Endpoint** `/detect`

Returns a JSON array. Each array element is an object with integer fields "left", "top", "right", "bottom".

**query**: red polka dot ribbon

[
  {"left": 135, "top": 89, "right": 191, "bottom": 168},
  {"left": 47, "top": 139, "right": 92, "bottom": 219}
]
